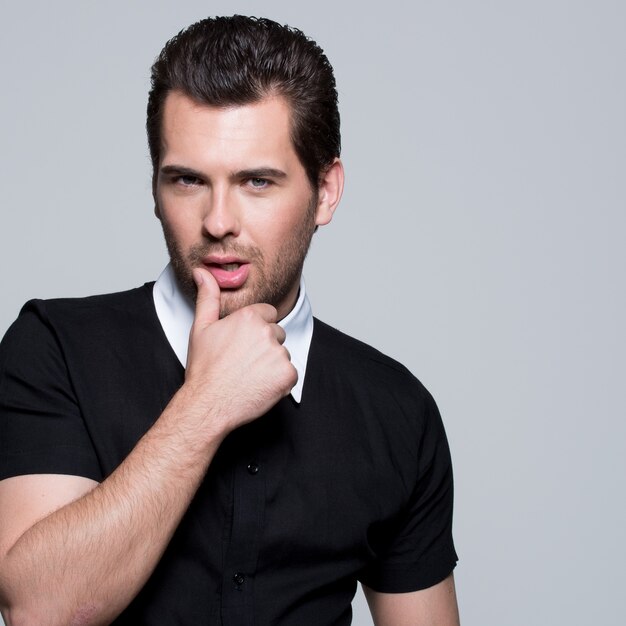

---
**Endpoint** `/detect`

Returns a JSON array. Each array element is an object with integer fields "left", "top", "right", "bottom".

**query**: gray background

[{"left": 1, "top": 1, "right": 624, "bottom": 625}]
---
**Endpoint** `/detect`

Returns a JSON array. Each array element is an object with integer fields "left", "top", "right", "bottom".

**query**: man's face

[{"left": 155, "top": 91, "right": 326, "bottom": 319}]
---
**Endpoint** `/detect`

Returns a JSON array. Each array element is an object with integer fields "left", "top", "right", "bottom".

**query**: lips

[{"left": 202, "top": 256, "right": 250, "bottom": 289}]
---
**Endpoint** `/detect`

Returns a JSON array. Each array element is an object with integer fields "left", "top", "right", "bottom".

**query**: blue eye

[
  {"left": 249, "top": 178, "right": 269, "bottom": 189},
  {"left": 179, "top": 175, "right": 200, "bottom": 186}
]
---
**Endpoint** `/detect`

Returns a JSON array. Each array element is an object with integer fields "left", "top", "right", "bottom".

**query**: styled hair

[{"left": 147, "top": 15, "right": 341, "bottom": 189}]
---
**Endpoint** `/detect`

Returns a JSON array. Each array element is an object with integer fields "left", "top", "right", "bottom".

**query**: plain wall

[{"left": 1, "top": 1, "right": 624, "bottom": 624}]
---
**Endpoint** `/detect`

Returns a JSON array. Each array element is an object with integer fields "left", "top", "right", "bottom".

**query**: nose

[{"left": 202, "top": 186, "right": 240, "bottom": 240}]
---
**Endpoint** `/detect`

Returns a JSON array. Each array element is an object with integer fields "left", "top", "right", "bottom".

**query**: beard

[{"left": 160, "top": 192, "right": 318, "bottom": 319}]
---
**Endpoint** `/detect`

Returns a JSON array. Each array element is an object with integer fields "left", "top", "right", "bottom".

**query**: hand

[{"left": 182, "top": 267, "right": 298, "bottom": 436}]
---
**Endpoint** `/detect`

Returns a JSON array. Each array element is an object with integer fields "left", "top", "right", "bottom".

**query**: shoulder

[
  {"left": 16, "top": 283, "right": 155, "bottom": 335},
  {"left": 310, "top": 318, "right": 439, "bottom": 420},
  {"left": 1, "top": 283, "right": 158, "bottom": 364},
  {"left": 312, "top": 317, "right": 425, "bottom": 386},
  {"left": 19, "top": 283, "right": 155, "bottom": 325},
  {"left": 313, "top": 318, "right": 408, "bottom": 368}
]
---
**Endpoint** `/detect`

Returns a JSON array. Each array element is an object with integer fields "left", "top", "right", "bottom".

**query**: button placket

[{"left": 221, "top": 436, "right": 266, "bottom": 625}]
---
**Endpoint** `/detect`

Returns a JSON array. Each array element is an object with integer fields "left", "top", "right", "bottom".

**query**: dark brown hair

[{"left": 147, "top": 15, "right": 341, "bottom": 189}]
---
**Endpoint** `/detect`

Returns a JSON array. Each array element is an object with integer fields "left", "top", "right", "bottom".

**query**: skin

[
  {"left": 364, "top": 576, "right": 461, "bottom": 626},
  {"left": 155, "top": 91, "right": 328, "bottom": 320},
  {"left": 0, "top": 92, "right": 459, "bottom": 625}
]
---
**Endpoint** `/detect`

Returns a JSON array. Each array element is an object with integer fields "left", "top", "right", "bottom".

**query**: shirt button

[
  {"left": 247, "top": 462, "right": 259, "bottom": 475},
  {"left": 233, "top": 572, "right": 245, "bottom": 586}
]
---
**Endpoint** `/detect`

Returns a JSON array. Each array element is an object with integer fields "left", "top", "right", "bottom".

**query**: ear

[{"left": 315, "top": 158, "right": 344, "bottom": 227}]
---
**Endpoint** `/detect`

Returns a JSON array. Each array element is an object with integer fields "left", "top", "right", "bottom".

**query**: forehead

[{"left": 160, "top": 91, "right": 297, "bottom": 168}]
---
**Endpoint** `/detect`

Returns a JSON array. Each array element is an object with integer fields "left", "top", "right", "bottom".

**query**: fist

[{"left": 183, "top": 267, "right": 298, "bottom": 436}]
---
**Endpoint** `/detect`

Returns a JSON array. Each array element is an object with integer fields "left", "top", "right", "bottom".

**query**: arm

[
  {"left": 363, "top": 574, "right": 460, "bottom": 626},
  {"left": 0, "top": 268, "right": 297, "bottom": 626}
]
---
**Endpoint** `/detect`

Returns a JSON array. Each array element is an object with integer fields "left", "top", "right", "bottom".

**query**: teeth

[{"left": 221, "top": 263, "right": 240, "bottom": 271}]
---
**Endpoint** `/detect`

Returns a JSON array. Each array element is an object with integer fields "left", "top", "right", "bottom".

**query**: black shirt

[{"left": 0, "top": 283, "right": 457, "bottom": 625}]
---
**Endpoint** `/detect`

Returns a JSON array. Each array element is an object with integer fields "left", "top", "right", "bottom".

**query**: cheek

[
  {"left": 157, "top": 188, "right": 203, "bottom": 225},
  {"left": 257, "top": 197, "right": 313, "bottom": 239},
  {"left": 255, "top": 220, "right": 296, "bottom": 253},
  {"left": 159, "top": 215, "right": 196, "bottom": 255},
  {"left": 160, "top": 205, "right": 201, "bottom": 238}
]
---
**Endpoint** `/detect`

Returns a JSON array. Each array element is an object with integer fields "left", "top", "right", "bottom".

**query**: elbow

[
  {"left": 0, "top": 586, "right": 102, "bottom": 626},
  {"left": 1, "top": 600, "right": 51, "bottom": 626},
  {"left": 1, "top": 602, "right": 35, "bottom": 626},
  {"left": 1, "top": 602, "right": 103, "bottom": 626},
  {"left": 0, "top": 575, "right": 35, "bottom": 626},
  {"left": 1, "top": 566, "right": 108, "bottom": 626}
]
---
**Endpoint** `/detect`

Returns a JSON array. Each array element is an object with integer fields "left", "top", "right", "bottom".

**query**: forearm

[{"left": 0, "top": 386, "right": 225, "bottom": 626}]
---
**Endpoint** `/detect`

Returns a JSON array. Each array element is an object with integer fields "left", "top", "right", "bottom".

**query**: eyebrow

[
  {"left": 159, "top": 165, "right": 288, "bottom": 181},
  {"left": 235, "top": 167, "right": 287, "bottom": 180},
  {"left": 159, "top": 165, "right": 204, "bottom": 178}
]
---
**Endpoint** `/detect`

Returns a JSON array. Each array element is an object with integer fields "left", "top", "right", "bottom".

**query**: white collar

[{"left": 152, "top": 263, "right": 313, "bottom": 403}]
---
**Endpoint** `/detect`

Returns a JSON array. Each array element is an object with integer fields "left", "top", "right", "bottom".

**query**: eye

[
  {"left": 248, "top": 177, "right": 270, "bottom": 189},
  {"left": 177, "top": 175, "right": 201, "bottom": 187}
]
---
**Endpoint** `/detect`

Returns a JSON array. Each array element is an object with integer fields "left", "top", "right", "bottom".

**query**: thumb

[{"left": 192, "top": 267, "right": 221, "bottom": 327}]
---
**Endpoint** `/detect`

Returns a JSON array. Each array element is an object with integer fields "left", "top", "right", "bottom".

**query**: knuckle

[
  {"left": 261, "top": 323, "right": 275, "bottom": 341},
  {"left": 239, "top": 307, "right": 257, "bottom": 322},
  {"left": 262, "top": 304, "right": 278, "bottom": 321},
  {"left": 284, "top": 363, "right": 298, "bottom": 388}
]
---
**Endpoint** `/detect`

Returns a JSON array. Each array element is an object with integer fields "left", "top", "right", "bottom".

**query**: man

[{"left": 0, "top": 16, "right": 459, "bottom": 626}]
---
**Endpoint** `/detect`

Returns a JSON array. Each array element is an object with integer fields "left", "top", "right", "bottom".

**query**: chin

[{"left": 218, "top": 290, "right": 255, "bottom": 318}]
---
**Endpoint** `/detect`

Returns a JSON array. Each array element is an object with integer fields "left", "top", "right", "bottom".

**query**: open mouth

[
  {"left": 203, "top": 261, "right": 250, "bottom": 288},
  {"left": 214, "top": 263, "right": 241, "bottom": 272}
]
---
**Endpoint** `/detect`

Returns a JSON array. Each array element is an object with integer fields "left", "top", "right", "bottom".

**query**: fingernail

[{"left": 193, "top": 269, "right": 204, "bottom": 286}]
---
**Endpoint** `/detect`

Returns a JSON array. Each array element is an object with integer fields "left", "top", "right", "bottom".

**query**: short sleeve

[
  {"left": 0, "top": 301, "right": 103, "bottom": 481},
  {"left": 358, "top": 391, "right": 458, "bottom": 592}
]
